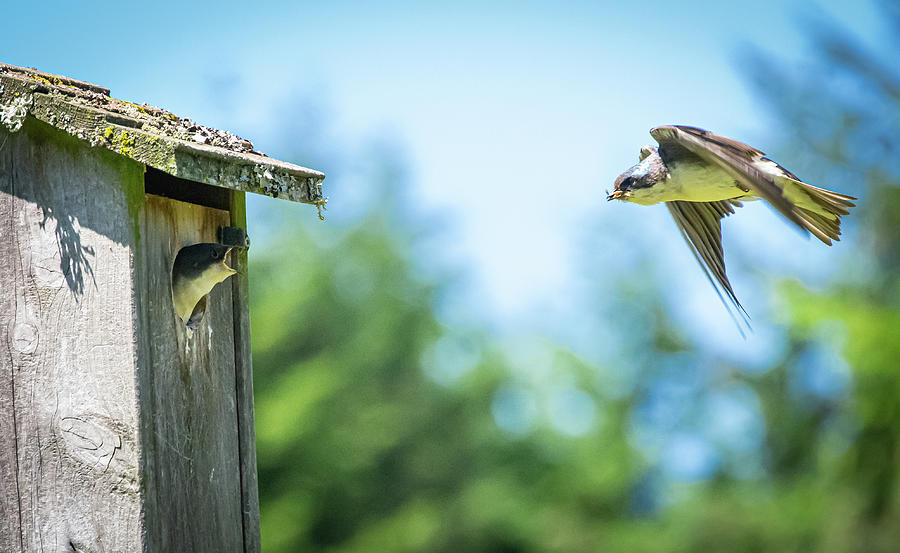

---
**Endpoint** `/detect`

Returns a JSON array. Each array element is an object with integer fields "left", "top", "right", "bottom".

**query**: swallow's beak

[{"left": 607, "top": 189, "right": 625, "bottom": 202}]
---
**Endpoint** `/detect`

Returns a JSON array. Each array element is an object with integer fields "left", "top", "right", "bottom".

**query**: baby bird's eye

[
  {"left": 621, "top": 177, "right": 633, "bottom": 189},
  {"left": 211, "top": 250, "right": 220, "bottom": 259}
]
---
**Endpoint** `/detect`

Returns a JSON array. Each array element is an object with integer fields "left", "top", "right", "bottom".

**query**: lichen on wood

[
  {"left": 0, "top": 85, "right": 30, "bottom": 132},
  {"left": 0, "top": 62, "right": 326, "bottom": 206}
]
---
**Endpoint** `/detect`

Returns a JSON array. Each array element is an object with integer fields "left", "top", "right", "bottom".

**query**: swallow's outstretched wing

[
  {"left": 665, "top": 199, "right": 750, "bottom": 334},
  {"left": 651, "top": 125, "right": 856, "bottom": 245}
]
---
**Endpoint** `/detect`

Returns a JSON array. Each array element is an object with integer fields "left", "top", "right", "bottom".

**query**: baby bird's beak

[
  {"left": 607, "top": 189, "right": 625, "bottom": 201},
  {"left": 222, "top": 248, "right": 237, "bottom": 275}
]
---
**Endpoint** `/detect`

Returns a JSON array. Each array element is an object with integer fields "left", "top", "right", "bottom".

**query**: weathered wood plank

[
  {"left": 0, "top": 125, "right": 25, "bottom": 553},
  {"left": 229, "top": 191, "right": 261, "bottom": 553},
  {"left": 135, "top": 194, "right": 245, "bottom": 552},
  {"left": 0, "top": 118, "right": 144, "bottom": 552}
]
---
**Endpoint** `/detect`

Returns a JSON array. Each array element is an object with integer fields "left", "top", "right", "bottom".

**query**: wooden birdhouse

[{"left": 0, "top": 63, "right": 325, "bottom": 552}]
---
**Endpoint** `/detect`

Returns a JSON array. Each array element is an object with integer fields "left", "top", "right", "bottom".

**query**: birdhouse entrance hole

[
  {"left": 141, "top": 168, "right": 238, "bottom": 335},
  {"left": 171, "top": 243, "right": 237, "bottom": 331}
]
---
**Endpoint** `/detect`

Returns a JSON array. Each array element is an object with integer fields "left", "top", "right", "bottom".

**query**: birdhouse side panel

[
  {"left": 227, "top": 190, "right": 261, "bottom": 553},
  {"left": 0, "top": 119, "right": 145, "bottom": 552}
]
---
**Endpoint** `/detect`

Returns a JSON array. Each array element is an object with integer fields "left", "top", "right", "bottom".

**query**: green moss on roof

[{"left": 0, "top": 62, "right": 325, "bottom": 206}]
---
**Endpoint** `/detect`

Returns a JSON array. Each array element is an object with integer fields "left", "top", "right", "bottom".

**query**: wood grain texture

[
  {"left": 135, "top": 194, "right": 244, "bottom": 552},
  {"left": 229, "top": 192, "right": 261, "bottom": 553},
  {"left": 0, "top": 119, "right": 144, "bottom": 552},
  {"left": 2, "top": 118, "right": 259, "bottom": 552}
]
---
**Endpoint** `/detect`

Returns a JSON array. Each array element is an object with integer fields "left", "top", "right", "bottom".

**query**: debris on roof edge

[{"left": 0, "top": 62, "right": 325, "bottom": 206}]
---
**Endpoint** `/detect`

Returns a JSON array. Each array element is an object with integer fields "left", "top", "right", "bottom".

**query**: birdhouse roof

[{"left": 0, "top": 63, "right": 324, "bottom": 205}]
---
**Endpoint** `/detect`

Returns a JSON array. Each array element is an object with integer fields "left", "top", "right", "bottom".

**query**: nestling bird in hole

[
  {"left": 607, "top": 125, "right": 856, "bottom": 332},
  {"left": 171, "top": 243, "right": 237, "bottom": 330}
]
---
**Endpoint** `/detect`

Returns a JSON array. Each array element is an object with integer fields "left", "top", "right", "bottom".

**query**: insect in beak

[{"left": 607, "top": 190, "right": 625, "bottom": 201}]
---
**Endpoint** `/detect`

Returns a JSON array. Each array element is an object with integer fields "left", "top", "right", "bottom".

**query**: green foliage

[
  {"left": 251, "top": 2, "right": 900, "bottom": 551},
  {"left": 251, "top": 198, "right": 647, "bottom": 552}
]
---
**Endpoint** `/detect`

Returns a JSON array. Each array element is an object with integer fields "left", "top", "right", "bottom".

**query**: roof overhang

[{"left": 0, "top": 63, "right": 325, "bottom": 206}]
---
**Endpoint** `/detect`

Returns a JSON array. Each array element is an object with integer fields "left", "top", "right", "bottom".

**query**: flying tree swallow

[{"left": 608, "top": 125, "right": 856, "bottom": 329}]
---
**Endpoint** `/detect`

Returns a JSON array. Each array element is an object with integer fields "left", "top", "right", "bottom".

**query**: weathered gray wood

[
  {"left": 1, "top": 117, "right": 260, "bottom": 552},
  {"left": 229, "top": 192, "right": 262, "bottom": 553},
  {"left": 134, "top": 194, "right": 245, "bottom": 552},
  {"left": 0, "top": 125, "right": 24, "bottom": 553},
  {"left": 1, "top": 65, "right": 326, "bottom": 206},
  {"left": 1, "top": 61, "right": 288, "bottom": 550},
  {"left": 0, "top": 118, "right": 145, "bottom": 552}
]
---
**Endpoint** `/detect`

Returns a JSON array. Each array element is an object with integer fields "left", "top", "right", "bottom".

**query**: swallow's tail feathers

[{"left": 778, "top": 177, "right": 857, "bottom": 246}]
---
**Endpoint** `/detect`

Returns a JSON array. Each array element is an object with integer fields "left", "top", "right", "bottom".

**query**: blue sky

[{"left": 3, "top": 1, "right": 877, "bottom": 355}]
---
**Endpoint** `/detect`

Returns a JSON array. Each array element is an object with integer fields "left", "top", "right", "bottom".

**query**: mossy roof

[{"left": 0, "top": 62, "right": 324, "bottom": 205}]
